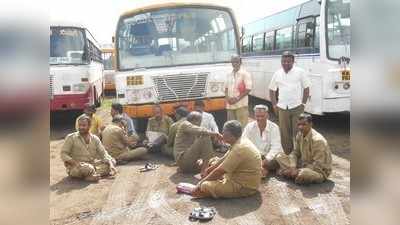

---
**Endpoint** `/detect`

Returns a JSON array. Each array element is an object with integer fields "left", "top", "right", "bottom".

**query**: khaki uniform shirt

[
  {"left": 75, "top": 113, "right": 103, "bottom": 137},
  {"left": 289, "top": 128, "right": 332, "bottom": 178},
  {"left": 173, "top": 120, "right": 210, "bottom": 159},
  {"left": 225, "top": 69, "right": 252, "bottom": 110},
  {"left": 166, "top": 118, "right": 186, "bottom": 149},
  {"left": 220, "top": 137, "right": 262, "bottom": 190},
  {"left": 102, "top": 123, "right": 131, "bottom": 158},
  {"left": 61, "top": 132, "right": 111, "bottom": 164},
  {"left": 146, "top": 115, "right": 173, "bottom": 136}
]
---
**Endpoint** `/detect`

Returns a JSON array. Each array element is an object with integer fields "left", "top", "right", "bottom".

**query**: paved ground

[{"left": 50, "top": 99, "right": 350, "bottom": 225}]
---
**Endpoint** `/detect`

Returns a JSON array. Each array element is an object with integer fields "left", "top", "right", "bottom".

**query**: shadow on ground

[{"left": 191, "top": 192, "right": 263, "bottom": 219}]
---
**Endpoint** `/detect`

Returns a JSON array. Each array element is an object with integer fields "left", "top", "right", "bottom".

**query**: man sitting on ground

[
  {"left": 102, "top": 115, "right": 147, "bottom": 165},
  {"left": 62, "top": 115, "right": 116, "bottom": 182},
  {"left": 193, "top": 100, "right": 219, "bottom": 132},
  {"left": 146, "top": 104, "right": 174, "bottom": 152},
  {"left": 75, "top": 103, "right": 104, "bottom": 137},
  {"left": 192, "top": 120, "right": 262, "bottom": 198},
  {"left": 242, "top": 104, "right": 283, "bottom": 177},
  {"left": 110, "top": 102, "right": 136, "bottom": 136},
  {"left": 174, "top": 111, "right": 221, "bottom": 173},
  {"left": 272, "top": 113, "right": 332, "bottom": 184},
  {"left": 164, "top": 106, "right": 189, "bottom": 158}
]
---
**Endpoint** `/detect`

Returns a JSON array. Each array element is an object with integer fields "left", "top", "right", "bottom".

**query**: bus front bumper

[
  {"left": 50, "top": 93, "right": 90, "bottom": 111},
  {"left": 123, "top": 97, "right": 226, "bottom": 118}
]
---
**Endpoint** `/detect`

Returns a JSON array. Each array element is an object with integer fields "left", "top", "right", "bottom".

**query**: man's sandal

[
  {"left": 189, "top": 207, "right": 216, "bottom": 221},
  {"left": 138, "top": 162, "right": 159, "bottom": 172}
]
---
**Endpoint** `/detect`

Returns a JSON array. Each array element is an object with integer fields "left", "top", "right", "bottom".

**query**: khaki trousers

[
  {"left": 278, "top": 104, "right": 304, "bottom": 154},
  {"left": 200, "top": 179, "right": 257, "bottom": 199},
  {"left": 176, "top": 136, "right": 215, "bottom": 173},
  {"left": 275, "top": 153, "right": 325, "bottom": 184},
  {"left": 227, "top": 106, "right": 249, "bottom": 127},
  {"left": 67, "top": 161, "right": 111, "bottom": 178},
  {"left": 114, "top": 147, "right": 148, "bottom": 162}
]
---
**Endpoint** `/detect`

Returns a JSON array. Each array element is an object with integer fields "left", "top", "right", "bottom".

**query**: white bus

[
  {"left": 241, "top": 0, "right": 350, "bottom": 115},
  {"left": 114, "top": 3, "right": 240, "bottom": 129},
  {"left": 101, "top": 44, "right": 116, "bottom": 95},
  {"left": 50, "top": 22, "right": 104, "bottom": 111}
]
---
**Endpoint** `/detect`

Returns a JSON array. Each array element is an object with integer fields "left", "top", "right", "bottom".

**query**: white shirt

[
  {"left": 269, "top": 66, "right": 311, "bottom": 109},
  {"left": 200, "top": 111, "right": 219, "bottom": 132},
  {"left": 224, "top": 69, "right": 252, "bottom": 110},
  {"left": 242, "top": 120, "right": 283, "bottom": 160}
]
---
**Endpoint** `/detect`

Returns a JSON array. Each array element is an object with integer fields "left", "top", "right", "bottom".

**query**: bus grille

[
  {"left": 152, "top": 73, "right": 208, "bottom": 102},
  {"left": 49, "top": 74, "right": 54, "bottom": 99}
]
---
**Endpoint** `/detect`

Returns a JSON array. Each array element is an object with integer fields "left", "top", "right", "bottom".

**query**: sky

[{"left": 49, "top": 0, "right": 308, "bottom": 44}]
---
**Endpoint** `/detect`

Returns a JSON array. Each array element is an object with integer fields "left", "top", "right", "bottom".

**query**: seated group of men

[{"left": 61, "top": 101, "right": 332, "bottom": 199}]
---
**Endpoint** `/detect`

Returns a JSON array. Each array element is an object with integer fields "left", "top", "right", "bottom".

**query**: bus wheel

[
  {"left": 132, "top": 118, "right": 148, "bottom": 134},
  {"left": 212, "top": 109, "right": 227, "bottom": 132}
]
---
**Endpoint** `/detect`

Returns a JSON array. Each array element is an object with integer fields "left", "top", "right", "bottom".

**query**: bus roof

[
  {"left": 50, "top": 20, "right": 86, "bottom": 29},
  {"left": 120, "top": 2, "right": 234, "bottom": 19},
  {"left": 242, "top": 0, "right": 320, "bottom": 35}
]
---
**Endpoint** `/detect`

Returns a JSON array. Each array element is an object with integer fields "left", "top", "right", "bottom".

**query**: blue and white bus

[{"left": 241, "top": 0, "right": 350, "bottom": 115}]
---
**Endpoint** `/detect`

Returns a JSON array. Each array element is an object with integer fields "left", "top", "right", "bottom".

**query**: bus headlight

[
  {"left": 208, "top": 82, "right": 224, "bottom": 93},
  {"left": 142, "top": 88, "right": 154, "bottom": 100},
  {"left": 343, "top": 82, "right": 350, "bottom": 90},
  {"left": 73, "top": 83, "right": 89, "bottom": 92}
]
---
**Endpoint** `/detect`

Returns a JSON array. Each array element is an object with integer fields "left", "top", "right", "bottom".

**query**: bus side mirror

[{"left": 112, "top": 36, "right": 115, "bottom": 43}]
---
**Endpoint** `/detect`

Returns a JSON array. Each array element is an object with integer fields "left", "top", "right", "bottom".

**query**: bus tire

[
  {"left": 211, "top": 109, "right": 227, "bottom": 132},
  {"left": 132, "top": 118, "right": 148, "bottom": 134}
]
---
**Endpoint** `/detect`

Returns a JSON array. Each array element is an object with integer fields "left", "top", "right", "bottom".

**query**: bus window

[
  {"left": 275, "top": 26, "right": 293, "bottom": 50},
  {"left": 296, "top": 18, "right": 315, "bottom": 51},
  {"left": 264, "top": 31, "right": 275, "bottom": 52},
  {"left": 242, "top": 36, "right": 252, "bottom": 53},
  {"left": 314, "top": 16, "right": 320, "bottom": 51},
  {"left": 252, "top": 33, "right": 264, "bottom": 52}
]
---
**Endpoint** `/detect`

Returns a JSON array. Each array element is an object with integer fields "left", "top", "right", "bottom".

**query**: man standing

[
  {"left": 269, "top": 51, "right": 311, "bottom": 154},
  {"left": 75, "top": 104, "right": 104, "bottom": 137},
  {"left": 225, "top": 55, "right": 252, "bottom": 127},
  {"left": 273, "top": 114, "right": 332, "bottom": 184},
  {"left": 174, "top": 112, "right": 221, "bottom": 173},
  {"left": 62, "top": 116, "right": 116, "bottom": 182},
  {"left": 194, "top": 100, "right": 219, "bottom": 132},
  {"left": 111, "top": 102, "right": 136, "bottom": 136},
  {"left": 242, "top": 105, "right": 283, "bottom": 177},
  {"left": 102, "top": 116, "right": 147, "bottom": 165},
  {"left": 192, "top": 120, "right": 262, "bottom": 199}
]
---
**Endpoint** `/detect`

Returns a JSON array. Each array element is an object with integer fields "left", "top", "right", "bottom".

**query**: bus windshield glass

[
  {"left": 326, "top": 0, "right": 351, "bottom": 60},
  {"left": 117, "top": 7, "right": 237, "bottom": 70},
  {"left": 50, "top": 27, "right": 86, "bottom": 64}
]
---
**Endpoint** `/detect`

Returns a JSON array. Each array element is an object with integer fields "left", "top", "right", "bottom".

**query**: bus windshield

[
  {"left": 326, "top": 0, "right": 351, "bottom": 60},
  {"left": 117, "top": 7, "right": 237, "bottom": 70},
  {"left": 50, "top": 27, "right": 86, "bottom": 65}
]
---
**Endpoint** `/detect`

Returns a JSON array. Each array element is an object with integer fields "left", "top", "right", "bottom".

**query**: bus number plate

[
  {"left": 127, "top": 76, "right": 144, "bottom": 86},
  {"left": 341, "top": 71, "right": 351, "bottom": 81}
]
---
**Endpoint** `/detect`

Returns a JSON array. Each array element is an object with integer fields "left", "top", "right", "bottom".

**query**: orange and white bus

[
  {"left": 50, "top": 22, "right": 104, "bottom": 111},
  {"left": 113, "top": 2, "right": 240, "bottom": 129},
  {"left": 101, "top": 44, "right": 116, "bottom": 95}
]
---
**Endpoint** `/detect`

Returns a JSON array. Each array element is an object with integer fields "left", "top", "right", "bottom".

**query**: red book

[{"left": 237, "top": 80, "right": 246, "bottom": 95}]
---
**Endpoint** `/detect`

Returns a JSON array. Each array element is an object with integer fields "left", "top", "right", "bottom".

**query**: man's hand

[
  {"left": 227, "top": 97, "right": 237, "bottom": 105},
  {"left": 209, "top": 132, "right": 223, "bottom": 141},
  {"left": 109, "top": 162, "right": 118, "bottom": 176},
  {"left": 191, "top": 184, "right": 202, "bottom": 197},
  {"left": 65, "top": 159, "right": 78, "bottom": 167},
  {"left": 280, "top": 168, "right": 298, "bottom": 179}
]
